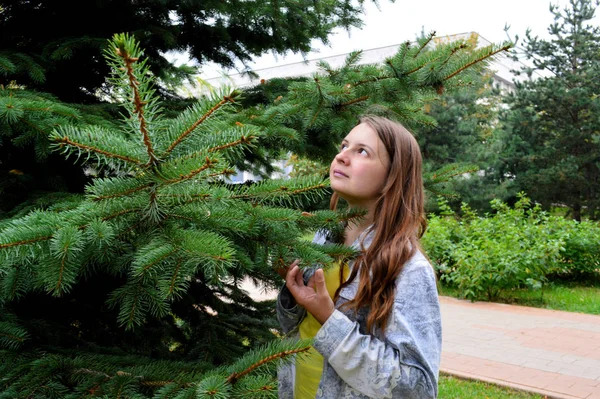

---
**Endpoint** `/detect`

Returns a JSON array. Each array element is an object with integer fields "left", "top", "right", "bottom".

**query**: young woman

[{"left": 276, "top": 115, "right": 442, "bottom": 398}]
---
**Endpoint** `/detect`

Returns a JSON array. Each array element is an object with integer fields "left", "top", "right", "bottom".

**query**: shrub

[{"left": 422, "top": 193, "right": 600, "bottom": 301}]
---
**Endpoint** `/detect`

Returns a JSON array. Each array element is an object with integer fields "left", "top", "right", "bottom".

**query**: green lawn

[
  {"left": 440, "top": 278, "right": 600, "bottom": 315},
  {"left": 439, "top": 375, "right": 545, "bottom": 398}
]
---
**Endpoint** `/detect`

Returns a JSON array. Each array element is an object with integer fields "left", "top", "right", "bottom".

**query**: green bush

[
  {"left": 423, "top": 193, "right": 600, "bottom": 301},
  {"left": 552, "top": 218, "right": 600, "bottom": 278}
]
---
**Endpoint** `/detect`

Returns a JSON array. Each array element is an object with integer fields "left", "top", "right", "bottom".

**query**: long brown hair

[{"left": 333, "top": 115, "right": 427, "bottom": 334}]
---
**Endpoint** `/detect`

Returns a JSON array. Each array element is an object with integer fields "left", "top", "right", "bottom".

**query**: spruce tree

[
  {"left": 0, "top": 33, "right": 355, "bottom": 398},
  {"left": 499, "top": 0, "right": 600, "bottom": 220},
  {"left": 0, "top": 31, "right": 511, "bottom": 397}
]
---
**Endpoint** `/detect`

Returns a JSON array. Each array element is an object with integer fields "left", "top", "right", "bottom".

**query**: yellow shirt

[{"left": 295, "top": 261, "right": 349, "bottom": 399}]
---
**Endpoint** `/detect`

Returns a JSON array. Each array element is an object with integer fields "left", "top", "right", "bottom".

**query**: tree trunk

[{"left": 572, "top": 203, "right": 582, "bottom": 222}]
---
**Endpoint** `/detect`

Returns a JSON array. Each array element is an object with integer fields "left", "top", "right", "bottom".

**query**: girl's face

[{"left": 330, "top": 123, "right": 390, "bottom": 209}]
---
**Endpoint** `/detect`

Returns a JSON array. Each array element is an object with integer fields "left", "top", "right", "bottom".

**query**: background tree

[
  {"left": 0, "top": 0, "right": 384, "bottom": 103},
  {"left": 415, "top": 34, "right": 511, "bottom": 212},
  {"left": 498, "top": 0, "right": 600, "bottom": 220}
]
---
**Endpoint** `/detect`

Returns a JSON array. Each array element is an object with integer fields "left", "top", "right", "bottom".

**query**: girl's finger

[
  {"left": 277, "top": 259, "right": 300, "bottom": 279},
  {"left": 286, "top": 264, "right": 298, "bottom": 287},
  {"left": 294, "top": 265, "right": 304, "bottom": 286},
  {"left": 314, "top": 269, "right": 327, "bottom": 295}
]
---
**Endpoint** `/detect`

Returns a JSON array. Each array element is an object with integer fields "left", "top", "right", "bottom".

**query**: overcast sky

[{"left": 192, "top": 0, "right": 599, "bottom": 78}]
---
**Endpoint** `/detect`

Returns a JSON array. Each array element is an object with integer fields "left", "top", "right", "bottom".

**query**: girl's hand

[{"left": 286, "top": 264, "right": 335, "bottom": 325}]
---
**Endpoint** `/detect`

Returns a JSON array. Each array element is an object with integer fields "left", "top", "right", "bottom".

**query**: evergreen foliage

[
  {"left": 0, "top": 33, "right": 357, "bottom": 397},
  {"left": 415, "top": 34, "right": 510, "bottom": 211},
  {"left": 0, "top": 0, "right": 384, "bottom": 103},
  {"left": 498, "top": 0, "right": 600, "bottom": 220},
  {"left": 0, "top": 86, "right": 123, "bottom": 216}
]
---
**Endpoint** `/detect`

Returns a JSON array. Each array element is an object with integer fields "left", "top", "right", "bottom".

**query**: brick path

[
  {"left": 440, "top": 296, "right": 600, "bottom": 399},
  {"left": 242, "top": 279, "right": 600, "bottom": 398}
]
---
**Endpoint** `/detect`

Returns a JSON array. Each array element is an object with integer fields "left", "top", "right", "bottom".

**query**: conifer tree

[
  {"left": 0, "top": 31, "right": 511, "bottom": 397},
  {"left": 0, "top": 0, "right": 384, "bottom": 103},
  {"left": 0, "top": 33, "right": 355, "bottom": 398},
  {"left": 498, "top": 0, "right": 600, "bottom": 220}
]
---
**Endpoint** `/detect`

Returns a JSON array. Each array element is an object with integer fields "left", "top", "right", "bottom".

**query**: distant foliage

[
  {"left": 498, "top": 0, "right": 600, "bottom": 220},
  {"left": 423, "top": 193, "right": 600, "bottom": 301}
]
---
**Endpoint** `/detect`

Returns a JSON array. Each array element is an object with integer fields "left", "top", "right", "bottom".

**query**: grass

[
  {"left": 438, "top": 374, "right": 545, "bottom": 398},
  {"left": 439, "top": 277, "right": 600, "bottom": 315}
]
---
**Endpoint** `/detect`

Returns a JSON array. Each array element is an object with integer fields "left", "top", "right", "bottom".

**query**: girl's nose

[{"left": 335, "top": 151, "right": 348, "bottom": 164}]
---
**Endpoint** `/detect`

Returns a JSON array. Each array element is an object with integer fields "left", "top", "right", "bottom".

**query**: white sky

[{"left": 187, "top": 0, "right": 599, "bottom": 79}]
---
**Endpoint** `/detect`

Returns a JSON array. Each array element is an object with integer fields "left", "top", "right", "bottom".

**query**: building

[{"left": 181, "top": 32, "right": 518, "bottom": 98}]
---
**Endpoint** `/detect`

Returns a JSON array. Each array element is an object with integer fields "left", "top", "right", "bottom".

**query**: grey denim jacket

[{"left": 276, "top": 229, "right": 442, "bottom": 399}]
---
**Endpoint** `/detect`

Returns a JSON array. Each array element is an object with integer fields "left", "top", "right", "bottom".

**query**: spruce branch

[
  {"left": 413, "top": 31, "right": 436, "bottom": 58},
  {"left": 404, "top": 56, "right": 440, "bottom": 77},
  {"left": 443, "top": 44, "right": 512, "bottom": 82},
  {"left": 395, "top": 41, "right": 412, "bottom": 71},
  {"left": 132, "top": 241, "right": 178, "bottom": 282},
  {"left": 161, "top": 156, "right": 219, "bottom": 185},
  {"left": 114, "top": 41, "right": 159, "bottom": 167},
  {"left": 164, "top": 258, "right": 184, "bottom": 300},
  {"left": 165, "top": 93, "right": 239, "bottom": 156},
  {"left": 438, "top": 42, "right": 469, "bottom": 71},
  {"left": 231, "top": 179, "right": 328, "bottom": 205},
  {"left": 309, "top": 77, "right": 326, "bottom": 126},
  {"left": 353, "top": 74, "right": 394, "bottom": 87},
  {"left": 53, "top": 132, "right": 143, "bottom": 166},
  {"left": 91, "top": 183, "right": 153, "bottom": 201},
  {"left": 225, "top": 338, "right": 312, "bottom": 385},
  {"left": 17, "top": 115, "right": 53, "bottom": 136},
  {"left": 101, "top": 208, "right": 142, "bottom": 222},
  {"left": 19, "top": 106, "right": 79, "bottom": 119},
  {"left": 226, "top": 346, "right": 310, "bottom": 385},
  {"left": 207, "top": 135, "right": 258, "bottom": 153},
  {"left": 337, "top": 95, "right": 370, "bottom": 109},
  {"left": 0, "top": 235, "right": 52, "bottom": 250},
  {"left": 0, "top": 321, "right": 29, "bottom": 350}
]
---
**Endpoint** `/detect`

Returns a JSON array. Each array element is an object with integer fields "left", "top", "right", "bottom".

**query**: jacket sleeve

[
  {"left": 276, "top": 280, "right": 307, "bottom": 334},
  {"left": 312, "top": 259, "right": 442, "bottom": 398}
]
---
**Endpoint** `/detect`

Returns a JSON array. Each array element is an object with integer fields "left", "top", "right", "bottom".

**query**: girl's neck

[
  {"left": 340, "top": 198, "right": 376, "bottom": 246},
  {"left": 344, "top": 214, "right": 374, "bottom": 246}
]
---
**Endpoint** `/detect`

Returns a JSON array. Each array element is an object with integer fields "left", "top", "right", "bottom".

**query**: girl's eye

[
  {"left": 358, "top": 148, "right": 368, "bottom": 156},
  {"left": 340, "top": 143, "right": 348, "bottom": 150}
]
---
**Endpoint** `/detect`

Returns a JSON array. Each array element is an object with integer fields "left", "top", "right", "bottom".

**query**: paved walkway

[
  {"left": 440, "top": 296, "right": 600, "bottom": 399},
  {"left": 242, "top": 280, "right": 600, "bottom": 398}
]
